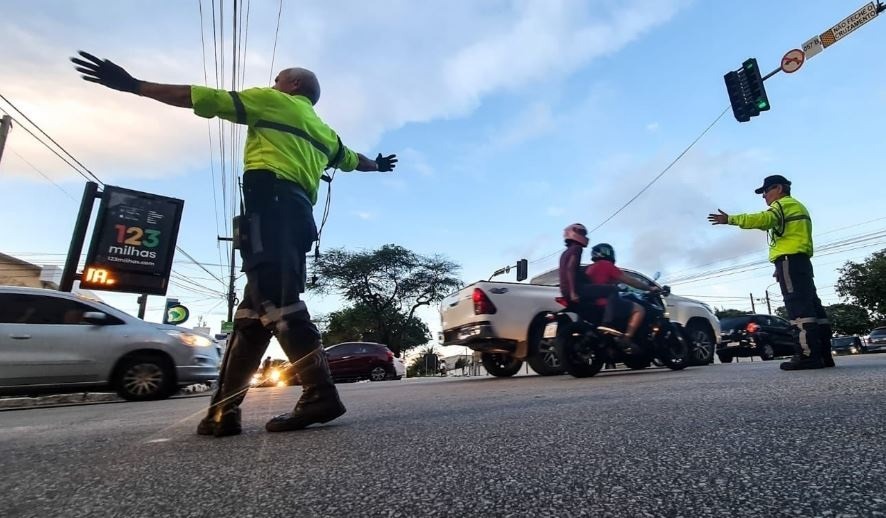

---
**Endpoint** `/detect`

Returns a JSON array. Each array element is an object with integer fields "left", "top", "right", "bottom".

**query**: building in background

[{"left": 0, "top": 252, "right": 59, "bottom": 289}]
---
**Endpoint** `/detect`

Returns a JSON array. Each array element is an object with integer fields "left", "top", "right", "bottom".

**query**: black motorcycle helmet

[{"left": 591, "top": 243, "right": 615, "bottom": 263}]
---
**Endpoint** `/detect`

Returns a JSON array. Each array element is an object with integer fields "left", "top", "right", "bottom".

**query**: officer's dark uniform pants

[
  {"left": 775, "top": 253, "right": 832, "bottom": 358},
  {"left": 208, "top": 170, "right": 327, "bottom": 414}
]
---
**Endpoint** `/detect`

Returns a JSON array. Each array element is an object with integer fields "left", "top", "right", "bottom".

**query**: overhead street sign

[
  {"left": 780, "top": 49, "right": 805, "bottom": 73},
  {"left": 803, "top": 2, "right": 879, "bottom": 60}
]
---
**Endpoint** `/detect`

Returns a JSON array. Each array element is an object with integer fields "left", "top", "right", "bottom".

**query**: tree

[
  {"left": 715, "top": 307, "right": 751, "bottom": 319},
  {"left": 310, "top": 244, "right": 462, "bottom": 356},
  {"left": 320, "top": 303, "right": 430, "bottom": 355},
  {"left": 836, "top": 249, "right": 886, "bottom": 321},
  {"left": 775, "top": 306, "right": 788, "bottom": 320},
  {"left": 406, "top": 344, "right": 440, "bottom": 377},
  {"left": 824, "top": 303, "right": 872, "bottom": 337}
]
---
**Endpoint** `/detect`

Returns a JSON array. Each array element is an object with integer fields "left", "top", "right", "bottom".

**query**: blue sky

[{"left": 2, "top": 0, "right": 885, "bottom": 359}]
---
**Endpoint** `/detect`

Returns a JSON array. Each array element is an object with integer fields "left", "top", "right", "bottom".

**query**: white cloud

[
  {"left": 547, "top": 206, "right": 566, "bottom": 217},
  {"left": 1, "top": 0, "right": 688, "bottom": 182},
  {"left": 352, "top": 210, "right": 375, "bottom": 221},
  {"left": 646, "top": 122, "right": 660, "bottom": 132}
]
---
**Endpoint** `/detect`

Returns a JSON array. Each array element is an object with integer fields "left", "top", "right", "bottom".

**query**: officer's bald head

[{"left": 273, "top": 67, "right": 321, "bottom": 105}]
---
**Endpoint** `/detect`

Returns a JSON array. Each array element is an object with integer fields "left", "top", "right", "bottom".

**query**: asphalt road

[{"left": 2, "top": 355, "right": 885, "bottom": 518}]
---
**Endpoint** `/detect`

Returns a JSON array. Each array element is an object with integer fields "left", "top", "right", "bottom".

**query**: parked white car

[
  {"left": 0, "top": 287, "right": 220, "bottom": 400},
  {"left": 440, "top": 266, "right": 721, "bottom": 377}
]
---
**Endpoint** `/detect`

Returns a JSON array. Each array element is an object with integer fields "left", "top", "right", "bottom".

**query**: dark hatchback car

[
  {"left": 717, "top": 314, "right": 796, "bottom": 363},
  {"left": 277, "top": 342, "right": 405, "bottom": 385},
  {"left": 326, "top": 342, "right": 404, "bottom": 382},
  {"left": 831, "top": 336, "right": 864, "bottom": 355},
  {"left": 866, "top": 327, "right": 886, "bottom": 353}
]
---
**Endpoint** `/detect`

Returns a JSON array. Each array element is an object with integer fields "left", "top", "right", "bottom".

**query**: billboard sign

[{"left": 81, "top": 185, "right": 184, "bottom": 295}]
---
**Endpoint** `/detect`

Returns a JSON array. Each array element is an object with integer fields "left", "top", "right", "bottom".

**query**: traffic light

[
  {"left": 724, "top": 70, "right": 750, "bottom": 122},
  {"left": 742, "top": 58, "right": 770, "bottom": 115},
  {"left": 516, "top": 259, "right": 528, "bottom": 282},
  {"left": 723, "top": 58, "right": 770, "bottom": 123}
]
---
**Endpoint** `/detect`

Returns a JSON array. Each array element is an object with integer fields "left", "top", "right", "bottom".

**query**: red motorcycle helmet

[{"left": 563, "top": 223, "right": 589, "bottom": 247}]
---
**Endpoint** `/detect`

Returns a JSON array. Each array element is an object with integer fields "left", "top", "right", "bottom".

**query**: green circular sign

[{"left": 166, "top": 304, "right": 190, "bottom": 325}]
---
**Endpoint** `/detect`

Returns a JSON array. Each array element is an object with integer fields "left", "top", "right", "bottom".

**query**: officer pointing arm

[
  {"left": 70, "top": 51, "right": 397, "bottom": 173},
  {"left": 72, "top": 50, "right": 397, "bottom": 437},
  {"left": 708, "top": 175, "right": 833, "bottom": 371}
]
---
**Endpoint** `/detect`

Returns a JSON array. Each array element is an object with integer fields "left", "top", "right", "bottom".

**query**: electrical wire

[
  {"left": 528, "top": 106, "right": 731, "bottom": 267},
  {"left": 8, "top": 150, "right": 77, "bottom": 201},
  {"left": 0, "top": 93, "right": 103, "bottom": 185},
  {"left": 0, "top": 107, "right": 96, "bottom": 184},
  {"left": 268, "top": 0, "right": 284, "bottom": 86}
]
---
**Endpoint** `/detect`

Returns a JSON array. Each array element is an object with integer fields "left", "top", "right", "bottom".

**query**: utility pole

[
  {"left": 0, "top": 115, "right": 11, "bottom": 166},
  {"left": 765, "top": 290, "right": 772, "bottom": 314},
  {"left": 217, "top": 236, "right": 237, "bottom": 323},
  {"left": 749, "top": 292, "right": 756, "bottom": 313}
]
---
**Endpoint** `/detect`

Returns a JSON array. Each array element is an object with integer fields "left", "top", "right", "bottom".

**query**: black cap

[{"left": 754, "top": 174, "right": 791, "bottom": 194}]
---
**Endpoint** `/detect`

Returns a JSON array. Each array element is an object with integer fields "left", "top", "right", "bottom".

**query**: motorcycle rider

[
  {"left": 558, "top": 224, "right": 612, "bottom": 322},
  {"left": 585, "top": 243, "right": 658, "bottom": 354}
]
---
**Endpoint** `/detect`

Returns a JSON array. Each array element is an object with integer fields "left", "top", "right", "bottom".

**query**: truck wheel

[
  {"left": 481, "top": 353, "right": 523, "bottom": 377},
  {"left": 527, "top": 322, "right": 565, "bottom": 376},
  {"left": 686, "top": 321, "right": 715, "bottom": 365}
]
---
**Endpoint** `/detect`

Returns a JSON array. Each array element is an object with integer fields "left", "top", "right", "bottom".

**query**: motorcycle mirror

[
  {"left": 653, "top": 271, "right": 661, "bottom": 281},
  {"left": 662, "top": 285, "right": 671, "bottom": 297}
]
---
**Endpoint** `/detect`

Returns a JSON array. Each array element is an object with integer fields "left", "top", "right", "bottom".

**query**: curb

[{"left": 0, "top": 384, "right": 213, "bottom": 412}]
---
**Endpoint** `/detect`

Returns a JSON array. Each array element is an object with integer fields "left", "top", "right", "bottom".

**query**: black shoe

[
  {"left": 265, "top": 391, "right": 346, "bottom": 433},
  {"left": 196, "top": 407, "right": 242, "bottom": 437},
  {"left": 780, "top": 355, "right": 824, "bottom": 371}
]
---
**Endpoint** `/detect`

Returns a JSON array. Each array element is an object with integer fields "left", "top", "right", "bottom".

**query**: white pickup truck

[{"left": 439, "top": 266, "right": 721, "bottom": 377}]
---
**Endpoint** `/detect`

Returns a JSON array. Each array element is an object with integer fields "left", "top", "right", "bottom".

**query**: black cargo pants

[
  {"left": 774, "top": 253, "right": 831, "bottom": 358},
  {"left": 210, "top": 170, "right": 321, "bottom": 411}
]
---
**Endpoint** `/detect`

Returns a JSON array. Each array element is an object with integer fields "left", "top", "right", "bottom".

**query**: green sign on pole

[{"left": 221, "top": 321, "right": 234, "bottom": 333}]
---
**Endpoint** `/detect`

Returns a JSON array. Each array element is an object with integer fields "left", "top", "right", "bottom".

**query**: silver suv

[{"left": 0, "top": 287, "right": 220, "bottom": 401}]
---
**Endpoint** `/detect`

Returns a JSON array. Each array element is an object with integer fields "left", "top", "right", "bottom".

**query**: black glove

[
  {"left": 70, "top": 51, "right": 141, "bottom": 93},
  {"left": 375, "top": 153, "right": 398, "bottom": 172}
]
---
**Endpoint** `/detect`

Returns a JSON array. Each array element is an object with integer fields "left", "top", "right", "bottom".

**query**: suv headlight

[{"left": 167, "top": 330, "right": 213, "bottom": 347}]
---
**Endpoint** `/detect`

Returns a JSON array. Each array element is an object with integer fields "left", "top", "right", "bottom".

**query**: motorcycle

[{"left": 548, "top": 285, "right": 690, "bottom": 378}]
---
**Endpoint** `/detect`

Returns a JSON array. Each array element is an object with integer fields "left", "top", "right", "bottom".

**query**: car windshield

[
  {"left": 832, "top": 337, "right": 856, "bottom": 346},
  {"left": 869, "top": 329, "right": 886, "bottom": 338}
]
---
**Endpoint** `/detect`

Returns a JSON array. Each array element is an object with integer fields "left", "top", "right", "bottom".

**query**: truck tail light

[
  {"left": 746, "top": 322, "right": 760, "bottom": 333},
  {"left": 472, "top": 288, "right": 497, "bottom": 315},
  {"left": 555, "top": 297, "right": 568, "bottom": 307}
]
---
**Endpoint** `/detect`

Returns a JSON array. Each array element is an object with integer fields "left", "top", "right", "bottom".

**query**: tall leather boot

[
  {"left": 265, "top": 347, "right": 346, "bottom": 432},
  {"left": 780, "top": 323, "right": 823, "bottom": 371},
  {"left": 197, "top": 325, "right": 269, "bottom": 437}
]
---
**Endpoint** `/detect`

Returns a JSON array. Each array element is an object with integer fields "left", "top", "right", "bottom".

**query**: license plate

[{"left": 543, "top": 322, "right": 558, "bottom": 339}]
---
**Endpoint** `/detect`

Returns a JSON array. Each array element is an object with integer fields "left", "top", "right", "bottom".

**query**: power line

[
  {"left": 528, "top": 106, "right": 730, "bottom": 267},
  {"left": 198, "top": 0, "right": 227, "bottom": 283},
  {"left": 0, "top": 107, "right": 95, "bottom": 184},
  {"left": 8, "top": 150, "right": 77, "bottom": 201},
  {"left": 589, "top": 106, "right": 730, "bottom": 234},
  {"left": 0, "top": 93, "right": 103, "bottom": 184},
  {"left": 269, "top": 0, "right": 284, "bottom": 85}
]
